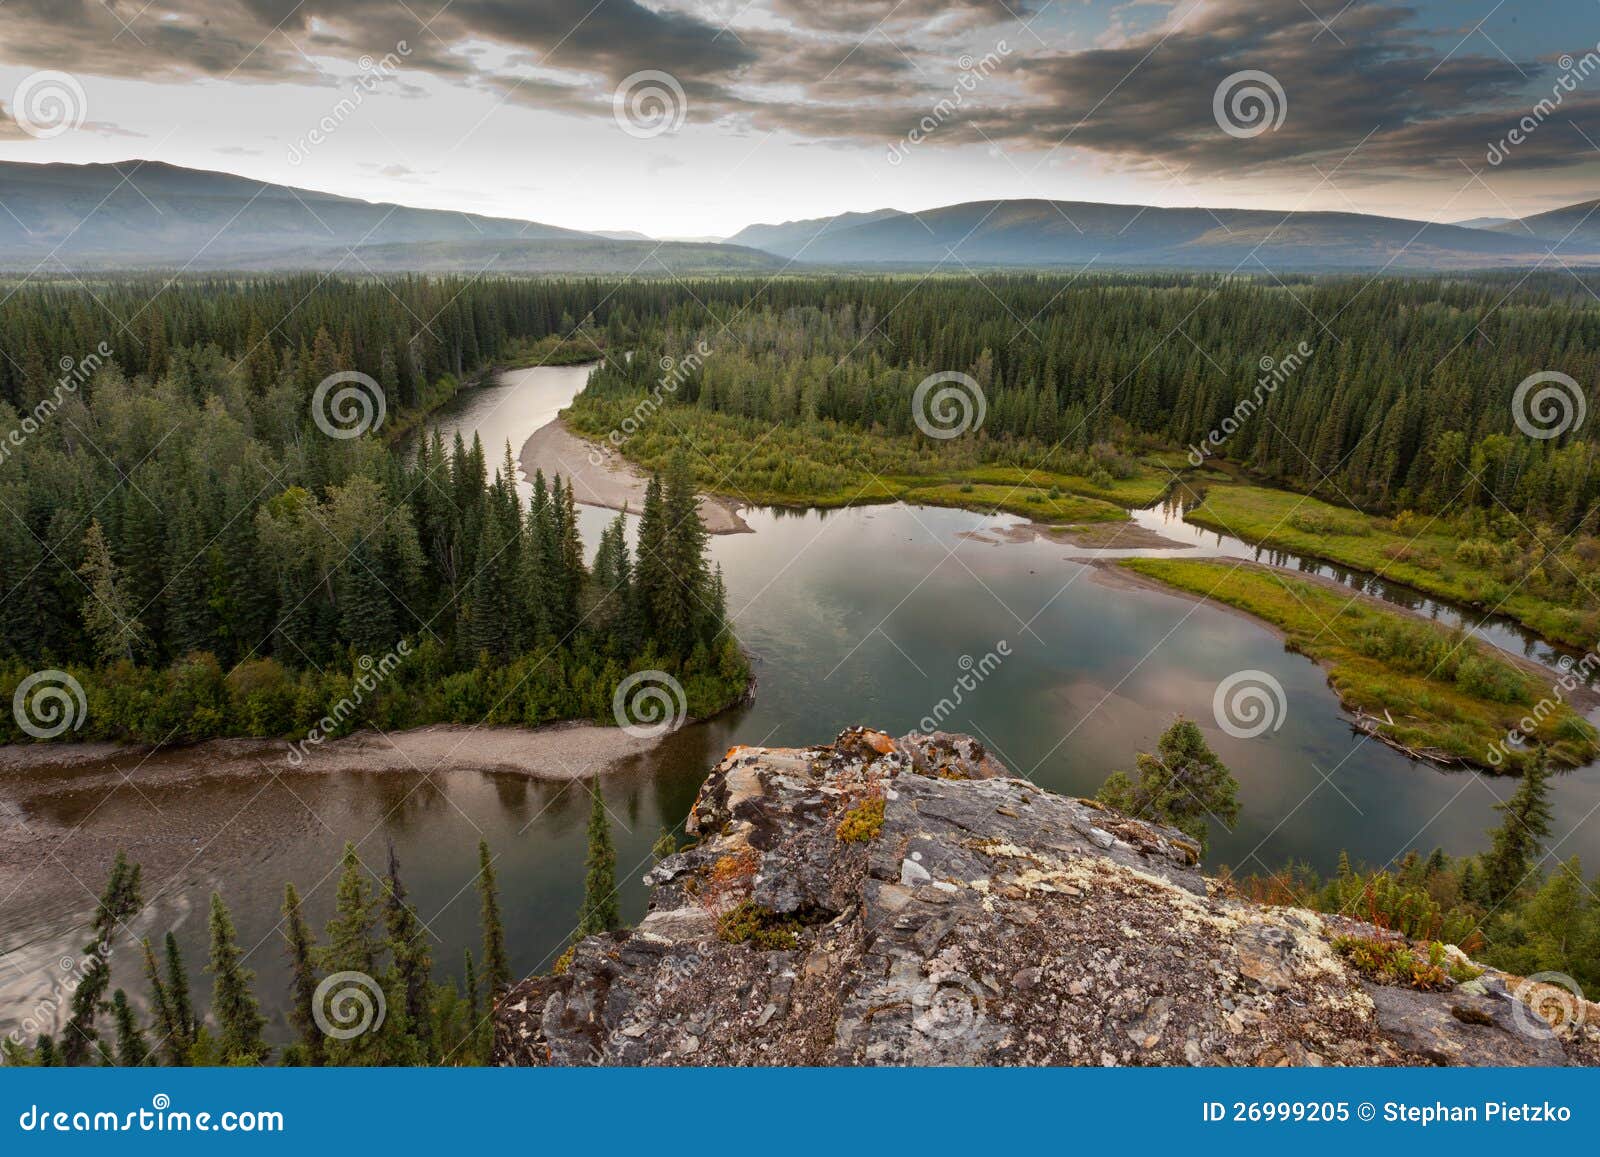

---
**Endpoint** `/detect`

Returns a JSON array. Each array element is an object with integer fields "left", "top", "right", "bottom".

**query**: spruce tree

[
  {"left": 61, "top": 851, "right": 142, "bottom": 1065},
  {"left": 1483, "top": 756, "right": 1555, "bottom": 905},
  {"left": 206, "top": 893, "right": 268, "bottom": 1065},
  {"left": 111, "top": 989, "right": 148, "bottom": 1066},
  {"left": 282, "top": 883, "right": 323, "bottom": 1065},
  {"left": 476, "top": 840, "right": 511, "bottom": 995},
  {"left": 78, "top": 519, "right": 147, "bottom": 662},
  {"left": 1097, "top": 717, "right": 1240, "bottom": 856},
  {"left": 383, "top": 844, "right": 434, "bottom": 1058},
  {"left": 578, "top": 780, "right": 622, "bottom": 936}
]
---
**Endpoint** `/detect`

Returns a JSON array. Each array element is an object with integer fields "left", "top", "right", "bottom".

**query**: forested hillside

[{"left": 0, "top": 277, "right": 744, "bottom": 742}]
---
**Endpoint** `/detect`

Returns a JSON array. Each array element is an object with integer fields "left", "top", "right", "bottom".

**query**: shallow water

[{"left": 5, "top": 365, "right": 1599, "bottom": 1045}]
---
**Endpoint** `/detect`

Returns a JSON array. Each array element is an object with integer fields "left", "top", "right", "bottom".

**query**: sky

[{"left": 0, "top": 0, "right": 1597, "bottom": 237}]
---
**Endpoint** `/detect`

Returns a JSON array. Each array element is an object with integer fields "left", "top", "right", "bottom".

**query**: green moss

[
  {"left": 716, "top": 902, "right": 803, "bottom": 950},
  {"left": 837, "top": 795, "right": 886, "bottom": 842}
]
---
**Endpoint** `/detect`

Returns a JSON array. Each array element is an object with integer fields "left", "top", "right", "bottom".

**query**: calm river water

[{"left": 4, "top": 363, "right": 1599, "bottom": 1044}]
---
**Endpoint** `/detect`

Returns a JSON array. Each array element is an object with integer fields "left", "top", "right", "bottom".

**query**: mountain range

[{"left": 0, "top": 159, "right": 1594, "bottom": 273}]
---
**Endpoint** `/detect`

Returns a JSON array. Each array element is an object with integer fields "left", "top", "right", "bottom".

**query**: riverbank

[
  {"left": 1112, "top": 558, "right": 1600, "bottom": 773},
  {"left": 0, "top": 721, "right": 661, "bottom": 783},
  {"left": 1185, "top": 481, "right": 1600, "bottom": 651},
  {"left": 520, "top": 417, "right": 753, "bottom": 534}
]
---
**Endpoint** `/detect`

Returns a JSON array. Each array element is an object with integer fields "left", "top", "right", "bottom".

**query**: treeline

[
  {"left": 562, "top": 272, "right": 1600, "bottom": 533},
  {"left": 0, "top": 289, "right": 742, "bottom": 738},
  {"left": 3, "top": 782, "right": 633, "bottom": 1067},
  {"left": 1235, "top": 760, "right": 1600, "bottom": 998},
  {"left": 9, "top": 271, "right": 1599, "bottom": 531}
]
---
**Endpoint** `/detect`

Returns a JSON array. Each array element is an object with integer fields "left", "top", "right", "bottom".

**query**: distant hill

[
  {"left": 0, "top": 159, "right": 777, "bottom": 273},
  {"left": 729, "top": 198, "right": 1600, "bottom": 270},
  {"left": 1490, "top": 199, "right": 1600, "bottom": 247}
]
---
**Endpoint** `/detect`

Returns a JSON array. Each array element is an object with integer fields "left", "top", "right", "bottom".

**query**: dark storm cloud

[{"left": 0, "top": 0, "right": 1594, "bottom": 182}]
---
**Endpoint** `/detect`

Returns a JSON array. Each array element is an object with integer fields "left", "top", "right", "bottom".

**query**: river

[{"left": 4, "top": 362, "right": 1599, "bottom": 1045}]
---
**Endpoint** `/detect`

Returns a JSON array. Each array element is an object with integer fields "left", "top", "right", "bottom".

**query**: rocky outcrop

[{"left": 494, "top": 727, "right": 1600, "bottom": 1067}]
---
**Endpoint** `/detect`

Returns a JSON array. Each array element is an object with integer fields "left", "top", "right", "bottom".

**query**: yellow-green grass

[
  {"left": 1186, "top": 483, "right": 1600, "bottom": 650},
  {"left": 564, "top": 392, "right": 1166, "bottom": 520},
  {"left": 1121, "top": 558, "right": 1597, "bottom": 773},
  {"left": 957, "top": 464, "right": 1170, "bottom": 507},
  {"left": 901, "top": 482, "right": 1127, "bottom": 523}
]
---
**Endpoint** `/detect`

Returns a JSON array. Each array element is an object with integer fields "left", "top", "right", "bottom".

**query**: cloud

[{"left": 0, "top": 0, "right": 1594, "bottom": 189}]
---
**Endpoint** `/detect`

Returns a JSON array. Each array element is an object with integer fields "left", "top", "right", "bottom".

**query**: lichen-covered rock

[{"left": 493, "top": 727, "right": 1600, "bottom": 1067}]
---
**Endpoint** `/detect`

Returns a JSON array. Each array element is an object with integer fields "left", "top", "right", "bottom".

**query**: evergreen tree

[
  {"left": 61, "top": 851, "right": 142, "bottom": 1065},
  {"left": 206, "top": 893, "right": 268, "bottom": 1065},
  {"left": 1097, "top": 717, "right": 1240, "bottom": 856},
  {"left": 578, "top": 779, "right": 622, "bottom": 936},
  {"left": 1483, "top": 757, "right": 1555, "bottom": 905},
  {"left": 110, "top": 989, "right": 148, "bottom": 1066},
  {"left": 282, "top": 883, "right": 323, "bottom": 1065},
  {"left": 382, "top": 844, "right": 434, "bottom": 1058},
  {"left": 78, "top": 519, "right": 147, "bottom": 663},
  {"left": 476, "top": 840, "right": 511, "bottom": 995}
]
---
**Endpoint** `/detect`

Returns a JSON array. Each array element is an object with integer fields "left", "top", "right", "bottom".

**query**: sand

[
  {"left": 520, "top": 418, "right": 752, "bottom": 534},
  {"left": 0, "top": 721, "right": 658, "bottom": 786}
]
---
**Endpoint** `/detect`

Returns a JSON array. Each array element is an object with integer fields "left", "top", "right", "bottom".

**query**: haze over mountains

[
  {"left": 0, "top": 159, "right": 1595, "bottom": 274},
  {"left": 727, "top": 199, "right": 1600, "bottom": 270}
]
